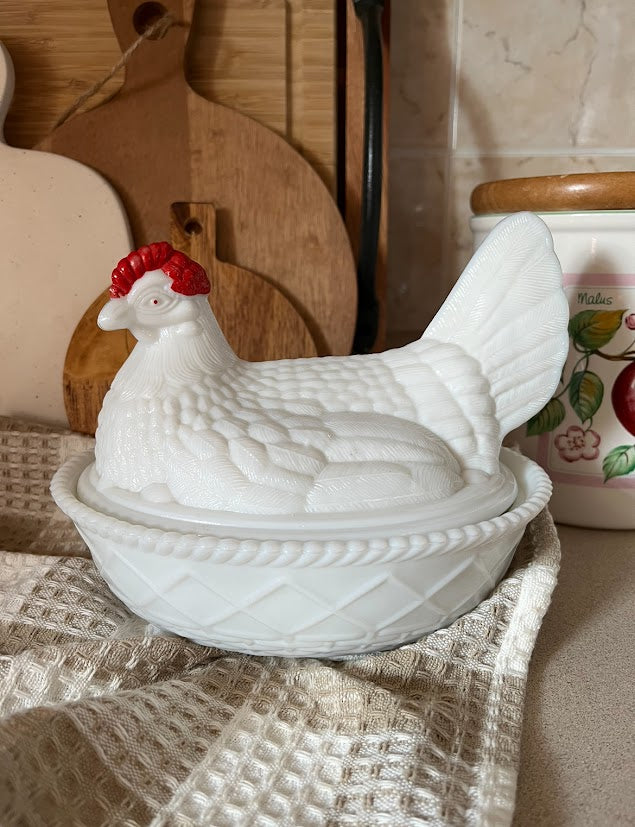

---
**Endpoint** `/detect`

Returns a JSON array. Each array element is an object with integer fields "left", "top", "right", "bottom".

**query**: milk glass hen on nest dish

[{"left": 52, "top": 212, "right": 569, "bottom": 657}]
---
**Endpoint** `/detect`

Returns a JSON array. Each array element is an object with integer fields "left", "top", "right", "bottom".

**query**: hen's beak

[{"left": 98, "top": 298, "right": 130, "bottom": 331}]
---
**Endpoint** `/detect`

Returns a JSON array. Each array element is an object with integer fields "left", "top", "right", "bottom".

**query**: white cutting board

[{"left": 0, "top": 41, "right": 132, "bottom": 425}]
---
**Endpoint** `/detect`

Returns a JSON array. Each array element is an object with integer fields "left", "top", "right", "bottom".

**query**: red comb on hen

[{"left": 110, "top": 242, "right": 211, "bottom": 298}]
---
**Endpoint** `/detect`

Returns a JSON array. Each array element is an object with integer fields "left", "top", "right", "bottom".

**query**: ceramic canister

[{"left": 471, "top": 172, "right": 635, "bottom": 529}]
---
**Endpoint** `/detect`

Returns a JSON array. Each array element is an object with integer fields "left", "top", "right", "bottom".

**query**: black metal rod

[{"left": 352, "top": 0, "right": 384, "bottom": 354}]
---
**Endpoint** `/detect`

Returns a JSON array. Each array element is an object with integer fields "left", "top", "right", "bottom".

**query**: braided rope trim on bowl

[{"left": 51, "top": 451, "right": 552, "bottom": 569}]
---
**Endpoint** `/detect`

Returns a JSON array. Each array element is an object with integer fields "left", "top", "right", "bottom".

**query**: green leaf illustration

[
  {"left": 526, "top": 398, "right": 566, "bottom": 436},
  {"left": 569, "top": 370, "right": 604, "bottom": 423},
  {"left": 603, "top": 445, "right": 635, "bottom": 482},
  {"left": 568, "top": 309, "right": 626, "bottom": 350}
]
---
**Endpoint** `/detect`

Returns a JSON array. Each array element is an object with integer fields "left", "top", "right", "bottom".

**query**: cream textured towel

[{"left": 0, "top": 418, "right": 560, "bottom": 826}]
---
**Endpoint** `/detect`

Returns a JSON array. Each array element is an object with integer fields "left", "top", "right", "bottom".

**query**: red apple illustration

[{"left": 612, "top": 362, "right": 635, "bottom": 436}]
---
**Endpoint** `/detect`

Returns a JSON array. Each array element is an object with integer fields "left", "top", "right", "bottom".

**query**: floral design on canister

[
  {"left": 528, "top": 274, "right": 635, "bottom": 486},
  {"left": 554, "top": 426, "right": 601, "bottom": 462}
]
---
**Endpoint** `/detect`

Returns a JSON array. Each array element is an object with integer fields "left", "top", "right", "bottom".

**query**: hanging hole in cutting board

[
  {"left": 133, "top": 2, "right": 169, "bottom": 39},
  {"left": 184, "top": 218, "right": 203, "bottom": 236}
]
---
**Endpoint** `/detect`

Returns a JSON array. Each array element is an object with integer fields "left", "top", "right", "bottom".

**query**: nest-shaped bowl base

[{"left": 51, "top": 448, "right": 551, "bottom": 658}]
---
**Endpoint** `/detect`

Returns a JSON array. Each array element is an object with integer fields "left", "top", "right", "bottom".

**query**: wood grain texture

[
  {"left": 2, "top": 0, "right": 336, "bottom": 193},
  {"left": 188, "top": 0, "right": 287, "bottom": 137},
  {"left": 37, "top": 0, "right": 356, "bottom": 357},
  {"left": 2, "top": 1, "right": 122, "bottom": 148},
  {"left": 471, "top": 172, "right": 635, "bottom": 215},
  {"left": 170, "top": 202, "right": 317, "bottom": 363},
  {"left": 287, "top": 0, "right": 336, "bottom": 190},
  {"left": 63, "top": 201, "right": 318, "bottom": 434},
  {"left": 63, "top": 288, "right": 132, "bottom": 435}
]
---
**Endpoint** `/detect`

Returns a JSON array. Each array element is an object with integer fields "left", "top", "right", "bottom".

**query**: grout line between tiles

[
  {"left": 453, "top": 147, "right": 635, "bottom": 158},
  {"left": 390, "top": 147, "right": 635, "bottom": 160},
  {"left": 448, "top": 0, "right": 462, "bottom": 155}
]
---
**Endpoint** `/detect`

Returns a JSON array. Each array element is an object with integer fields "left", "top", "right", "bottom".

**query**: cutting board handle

[{"left": 107, "top": 0, "right": 192, "bottom": 89}]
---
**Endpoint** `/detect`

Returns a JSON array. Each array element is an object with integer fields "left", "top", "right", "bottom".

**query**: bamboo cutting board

[
  {"left": 37, "top": 0, "right": 356, "bottom": 356},
  {"left": 2, "top": 0, "right": 337, "bottom": 194},
  {"left": 0, "top": 41, "right": 133, "bottom": 425},
  {"left": 64, "top": 202, "right": 318, "bottom": 434}
]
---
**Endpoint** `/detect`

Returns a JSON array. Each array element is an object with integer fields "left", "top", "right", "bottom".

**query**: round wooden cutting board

[{"left": 38, "top": 0, "right": 357, "bottom": 357}]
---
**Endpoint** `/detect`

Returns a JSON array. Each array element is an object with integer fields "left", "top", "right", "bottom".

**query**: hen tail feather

[{"left": 423, "top": 211, "right": 569, "bottom": 441}]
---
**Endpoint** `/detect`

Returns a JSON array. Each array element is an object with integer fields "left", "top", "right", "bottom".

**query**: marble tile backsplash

[{"left": 388, "top": 0, "right": 635, "bottom": 343}]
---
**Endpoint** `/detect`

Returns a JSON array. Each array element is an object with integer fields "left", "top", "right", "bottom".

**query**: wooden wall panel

[{"left": 1, "top": 0, "right": 336, "bottom": 192}]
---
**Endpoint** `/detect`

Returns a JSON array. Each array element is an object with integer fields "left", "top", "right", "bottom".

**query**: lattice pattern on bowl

[{"left": 51, "top": 448, "right": 550, "bottom": 656}]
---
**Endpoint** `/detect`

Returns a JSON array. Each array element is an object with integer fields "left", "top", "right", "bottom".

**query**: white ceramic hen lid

[{"left": 83, "top": 212, "right": 567, "bottom": 532}]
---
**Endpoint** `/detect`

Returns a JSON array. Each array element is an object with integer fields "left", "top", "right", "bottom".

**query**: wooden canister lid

[{"left": 471, "top": 171, "right": 635, "bottom": 215}]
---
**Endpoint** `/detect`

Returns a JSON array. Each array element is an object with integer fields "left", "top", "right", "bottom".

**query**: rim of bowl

[
  {"left": 76, "top": 460, "right": 518, "bottom": 535},
  {"left": 50, "top": 448, "right": 552, "bottom": 569}
]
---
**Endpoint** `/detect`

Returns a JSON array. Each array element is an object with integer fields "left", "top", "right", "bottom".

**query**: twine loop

[{"left": 53, "top": 12, "right": 175, "bottom": 130}]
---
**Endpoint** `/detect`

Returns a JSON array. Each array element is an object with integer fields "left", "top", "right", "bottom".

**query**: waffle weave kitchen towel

[{"left": 0, "top": 417, "right": 560, "bottom": 826}]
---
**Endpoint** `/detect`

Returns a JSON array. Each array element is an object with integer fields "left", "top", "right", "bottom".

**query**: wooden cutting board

[
  {"left": 0, "top": 41, "right": 133, "bottom": 426},
  {"left": 3, "top": 0, "right": 337, "bottom": 195},
  {"left": 64, "top": 202, "right": 318, "bottom": 434},
  {"left": 37, "top": 0, "right": 356, "bottom": 357}
]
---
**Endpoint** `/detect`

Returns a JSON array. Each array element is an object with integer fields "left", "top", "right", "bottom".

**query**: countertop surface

[{"left": 513, "top": 525, "right": 634, "bottom": 825}]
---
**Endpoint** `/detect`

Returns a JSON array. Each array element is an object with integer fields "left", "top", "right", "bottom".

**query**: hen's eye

[
  {"left": 139, "top": 293, "right": 170, "bottom": 310},
  {"left": 133, "top": 289, "right": 178, "bottom": 314}
]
